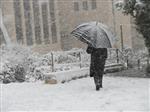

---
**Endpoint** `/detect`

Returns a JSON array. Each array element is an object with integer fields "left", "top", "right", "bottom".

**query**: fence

[
  {"left": 136, "top": 56, "right": 150, "bottom": 70},
  {"left": 49, "top": 48, "right": 128, "bottom": 72},
  {"left": 119, "top": 49, "right": 150, "bottom": 70}
]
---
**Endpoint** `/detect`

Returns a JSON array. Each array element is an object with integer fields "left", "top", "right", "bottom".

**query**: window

[
  {"left": 32, "top": 0, "right": 42, "bottom": 44},
  {"left": 91, "top": 0, "right": 97, "bottom": 9},
  {"left": 83, "top": 1, "right": 88, "bottom": 10},
  {"left": 42, "top": 2, "right": 50, "bottom": 44},
  {"left": 49, "top": 0, "right": 57, "bottom": 43},
  {"left": 74, "top": 2, "right": 79, "bottom": 11},
  {"left": 23, "top": 0, "right": 33, "bottom": 45},
  {"left": 13, "top": 0, "right": 24, "bottom": 44}
]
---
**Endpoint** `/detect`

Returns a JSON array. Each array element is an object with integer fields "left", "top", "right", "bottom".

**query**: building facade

[{"left": 0, "top": 0, "right": 145, "bottom": 53}]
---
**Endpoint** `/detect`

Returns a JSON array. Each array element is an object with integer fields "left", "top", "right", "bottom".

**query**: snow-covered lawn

[{"left": 1, "top": 76, "right": 150, "bottom": 111}]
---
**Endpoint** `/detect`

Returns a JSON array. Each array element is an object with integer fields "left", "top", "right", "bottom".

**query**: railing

[
  {"left": 107, "top": 48, "right": 127, "bottom": 65},
  {"left": 135, "top": 56, "right": 150, "bottom": 70},
  {"left": 118, "top": 49, "right": 149, "bottom": 70},
  {"left": 49, "top": 48, "right": 127, "bottom": 72}
]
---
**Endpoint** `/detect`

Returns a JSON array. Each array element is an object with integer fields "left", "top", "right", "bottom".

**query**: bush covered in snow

[
  {"left": 146, "top": 64, "right": 150, "bottom": 75},
  {"left": 122, "top": 48, "right": 149, "bottom": 68},
  {"left": 20, "top": 48, "right": 87, "bottom": 82},
  {"left": 0, "top": 46, "right": 89, "bottom": 83},
  {"left": 0, "top": 45, "right": 53, "bottom": 83},
  {"left": 53, "top": 49, "right": 90, "bottom": 71},
  {"left": 0, "top": 46, "right": 123, "bottom": 84},
  {"left": 0, "top": 45, "right": 31, "bottom": 83},
  {"left": 1, "top": 44, "right": 149, "bottom": 84}
]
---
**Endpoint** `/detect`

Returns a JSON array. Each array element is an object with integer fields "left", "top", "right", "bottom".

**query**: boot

[
  {"left": 100, "top": 77, "right": 103, "bottom": 88},
  {"left": 96, "top": 85, "right": 100, "bottom": 91}
]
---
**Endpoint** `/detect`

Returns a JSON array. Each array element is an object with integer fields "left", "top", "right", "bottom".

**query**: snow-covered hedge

[
  {"left": 0, "top": 44, "right": 148, "bottom": 84},
  {"left": 0, "top": 45, "right": 31, "bottom": 83},
  {"left": 0, "top": 46, "right": 121, "bottom": 84},
  {"left": 146, "top": 64, "right": 150, "bottom": 75},
  {"left": 122, "top": 48, "right": 149, "bottom": 68},
  {"left": 0, "top": 45, "right": 89, "bottom": 83}
]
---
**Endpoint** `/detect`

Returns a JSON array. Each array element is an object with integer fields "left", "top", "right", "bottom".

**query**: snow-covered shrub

[
  {"left": 0, "top": 44, "right": 31, "bottom": 83},
  {"left": 0, "top": 45, "right": 53, "bottom": 83},
  {"left": 122, "top": 48, "right": 149, "bottom": 68},
  {"left": 4, "top": 45, "right": 148, "bottom": 83},
  {"left": 146, "top": 64, "right": 150, "bottom": 74},
  {"left": 80, "top": 51, "right": 90, "bottom": 67},
  {"left": 25, "top": 48, "right": 87, "bottom": 81},
  {"left": 25, "top": 53, "right": 52, "bottom": 82},
  {"left": 1, "top": 64, "right": 26, "bottom": 84},
  {"left": 107, "top": 49, "right": 120, "bottom": 64},
  {"left": 0, "top": 46, "right": 88, "bottom": 83},
  {"left": 52, "top": 49, "right": 85, "bottom": 71},
  {"left": 14, "top": 64, "right": 26, "bottom": 82},
  {"left": 114, "top": 0, "right": 124, "bottom": 11},
  {"left": 54, "top": 49, "right": 81, "bottom": 64}
]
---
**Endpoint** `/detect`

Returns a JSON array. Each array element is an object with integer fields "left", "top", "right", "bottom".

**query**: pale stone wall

[
  {"left": 114, "top": 11, "right": 132, "bottom": 49},
  {"left": 0, "top": 0, "right": 62, "bottom": 52},
  {"left": 57, "top": 0, "right": 134, "bottom": 50},
  {"left": 1, "top": 0, "right": 16, "bottom": 43},
  {"left": 0, "top": 0, "right": 145, "bottom": 53},
  {"left": 57, "top": 0, "right": 117, "bottom": 50}
]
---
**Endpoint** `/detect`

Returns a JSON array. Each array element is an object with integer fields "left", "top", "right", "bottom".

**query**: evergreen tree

[{"left": 121, "top": 0, "right": 150, "bottom": 55}]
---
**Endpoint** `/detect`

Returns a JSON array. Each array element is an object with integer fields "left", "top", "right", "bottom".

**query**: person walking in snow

[
  {"left": 71, "top": 21, "right": 116, "bottom": 90},
  {"left": 86, "top": 45, "right": 108, "bottom": 91}
]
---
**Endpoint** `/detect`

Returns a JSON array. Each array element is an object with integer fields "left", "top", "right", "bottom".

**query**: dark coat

[{"left": 86, "top": 46, "right": 107, "bottom": 77}]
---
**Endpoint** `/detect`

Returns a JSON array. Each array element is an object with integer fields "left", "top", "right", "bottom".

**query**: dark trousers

[{"left": 92, "top": 58, "right": 106, "bottom": 87}]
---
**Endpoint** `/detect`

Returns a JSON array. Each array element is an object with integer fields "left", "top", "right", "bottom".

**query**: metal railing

[{"left": 49, "top": 48, "right": 127, "bottom": 72}]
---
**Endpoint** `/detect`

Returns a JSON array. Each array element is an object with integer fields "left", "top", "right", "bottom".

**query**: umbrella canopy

[{"left": 71, "top": 21, "right": 117, "bottom": 48}]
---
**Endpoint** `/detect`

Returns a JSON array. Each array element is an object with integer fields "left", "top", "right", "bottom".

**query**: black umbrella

[{"left": 71, "top": 21, "right": 117, "bottom": 48}]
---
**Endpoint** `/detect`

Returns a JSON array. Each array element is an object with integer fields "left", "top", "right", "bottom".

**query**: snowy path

[{"left": 1, "top": 76, "right": 150, "bottom": 111}]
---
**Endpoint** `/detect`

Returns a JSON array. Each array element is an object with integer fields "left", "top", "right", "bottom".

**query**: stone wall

[
  {"left": 0, "top": 0, "right": 145, "bottom": 53},
  {"left": 57, "top": 0, "right": 133, "bottom": 50},
  {"left": 0, "top": 0, "right": 61, "bottom": 52}
]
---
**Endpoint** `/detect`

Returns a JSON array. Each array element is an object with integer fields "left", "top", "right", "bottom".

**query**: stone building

[{"left": 0, "top": 0, "right": 145, "bottom": 53}]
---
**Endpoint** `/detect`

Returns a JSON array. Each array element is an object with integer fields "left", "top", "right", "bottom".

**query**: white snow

[{"left": 1, "top": 76, "right": 149, "bottom": 111}]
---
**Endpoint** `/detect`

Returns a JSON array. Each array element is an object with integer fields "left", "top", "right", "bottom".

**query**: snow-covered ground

[{"left": 1, "top": 76, "right": 149, "bottom": 112}]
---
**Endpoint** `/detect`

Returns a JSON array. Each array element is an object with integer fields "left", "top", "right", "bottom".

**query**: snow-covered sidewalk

[{"left": 1, "top": 76, "right": 150, "bottom": 111}]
